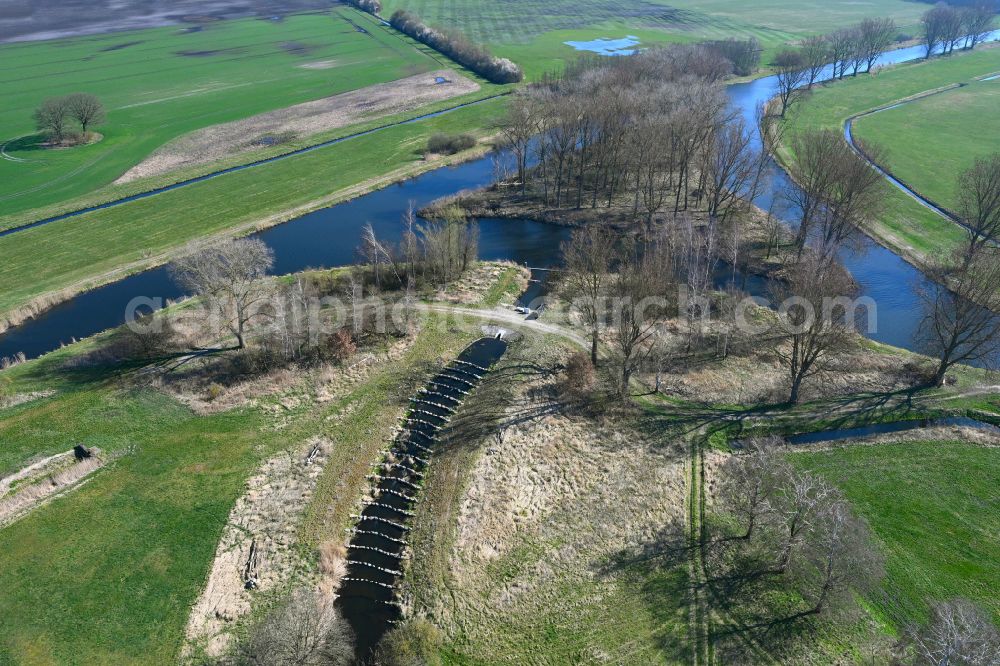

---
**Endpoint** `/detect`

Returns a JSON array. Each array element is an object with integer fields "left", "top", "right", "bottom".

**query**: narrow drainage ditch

[
  {"left": 335, "top": 336, "right": 508, "bottom": 660},
  {"left": 782, "top": 416, "right": 1000, "bottom": 446}
]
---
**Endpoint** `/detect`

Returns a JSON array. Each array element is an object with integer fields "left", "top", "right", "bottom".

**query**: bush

[
  {"left": 426, "top": 132, "right": 477, "bottom": 155},
  {"left": 235, "top": 588, "right": 354, "bottom": 666},
  {"left": 345, "top": 0, "right": 381, "bottom": 15},
  {"left": 389, "top": 10, "right": 523, "bottom": 84},
  {"left": 560, "top": 351, "right": 596, "bottom": 400},
  {"left": 372, "top": 618, "right": 443, "bottom": 666}
]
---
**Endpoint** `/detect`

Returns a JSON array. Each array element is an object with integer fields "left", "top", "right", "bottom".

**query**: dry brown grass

[
  {"left": 0, "top": 448, "right": 106, "bottom": 529},
  {"left": 116, "top": 70, "right": 480, "bottom": 184}
]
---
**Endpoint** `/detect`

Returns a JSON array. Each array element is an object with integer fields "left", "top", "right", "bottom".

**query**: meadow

[
  {"left": 777, "top": 46, "right": 1000, "bottom": 265},
  {"left": 852, "top": 77, "right": 1000, "bottom": 212},
  {"left": 790, "top": 440, "right": 1000, "bottom": 627},
  {"left": 379, "top": 0, "right": 929, "bottom": 78},
  {"left": 0, "top": 7, "right": 444, "bottom": 219},
  {"left": 0, "top": 98, "right": 507, "bottom": 327}
]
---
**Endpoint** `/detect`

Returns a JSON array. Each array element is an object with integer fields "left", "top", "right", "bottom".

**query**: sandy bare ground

[
  {"left": 0, "top": 448, "right": 105, "bottom": 529},
  {"left": 184, "top": 438, "right": 333, "bottom": 658},
  {"left": 116, "top": 70, "right": 480, "bottom": 184}
]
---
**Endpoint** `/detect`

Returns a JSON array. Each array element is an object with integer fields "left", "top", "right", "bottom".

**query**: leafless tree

[
  {"left": 896, "top": 598, "right": 1000, "bottom": 666},
  {"left": 170, "top": 238, "right": 275, "bottom": 349},
  {"left": 858, "top": 17, "right": 897, "bottom": 73},
  {"left": 561, "top": 225, "right": 619, "bottom": 366},
  {"left": 33, "top": 97, "right": 72, "bottom": 141},
  {"left": 961, "top": 4, "right": 997, "bottom": 50},
  {"left": 235, "top": 587, "right": 354, "bottom": 666},
  {"left": 65, "top": 93, "right": 105, "bottom": 134},
  {"left": 828, "top": 27, "right": 857, "bottom": 79},
  {"left": 717, "top": 439, "right": 788, "bottom": 540},
  {"left": 917, "top": 249, "right": 1000, "bottom": 386},
  {"left": 773, "top": 50, "right": 807, "bottom": 117},
  {"left": 609, "top": 242, "right": 673, "bottom": 397},
  {"left": 800, "top": 35, "right": 831, "bottom": 89},
  {"left": 772, "top": 256, "right": 859, "bottom": 403},
  {"left": 923, "top": 4, "right": 965, "bottom": 58},
  {"left": 785, "top": 129, "right": 843, "bottom": 256},
  {"left": 498, "top": 92, "right": 539, "bottom": 195},
  {"left": 957, "top": 153, "right": 1000, "bottom": 263}
]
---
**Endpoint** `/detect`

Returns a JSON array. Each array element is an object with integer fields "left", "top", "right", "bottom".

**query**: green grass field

[
  {"left": 0, "top": 7, "right": 444, "bottom": 219},
  {"left": 790, "top": 440, "right": 1000, "bottom": 628},
  {"left": 0, "top": 98, "right": 507, "bottom": 326},
  {"left": 852, "top": 77, "right": 1000, "bottom": 212},
  {"left": 380, "top": 0, "right": 928, "bottom": 78},
  {"left": 778, "top": 46, "right": 1000, "bottom": 263}
]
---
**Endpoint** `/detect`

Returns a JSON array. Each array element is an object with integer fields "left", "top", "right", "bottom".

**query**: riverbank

[
  {"left": 772, "top": 44, "right": 1000, "bottom": 272},
  {"left": 0, "top": 115, "right": 505, "bottom": 338}
]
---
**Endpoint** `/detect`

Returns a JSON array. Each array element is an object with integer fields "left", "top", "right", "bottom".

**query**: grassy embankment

[
  {"left": 851, "top": 76, "right": 1000, "bottom": 211},
  {"left": 380, "top": 0, "right": 928, "bottom": 79},
  {"left": 0, "top": 263, "right": 527, "bottom": 663},
  {"left": 791, "top": 440, "right": 1000, "bottom": 626},
  {"left": 776, "top": 46, "right": 1000, "bottom": 266},
  {"left": 0, "top": 98, "right": 508, "bottom": 331},
  {"left": 0, "top": 7, "right": 451, "bottom": 219}
]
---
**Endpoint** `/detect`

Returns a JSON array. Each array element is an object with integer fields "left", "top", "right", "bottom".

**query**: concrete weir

[{"left": 336, "top": 337, "right": 507, "bottom": 659}]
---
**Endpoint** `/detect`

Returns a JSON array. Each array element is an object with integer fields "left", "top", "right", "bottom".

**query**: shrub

[
  {"left": 345, "top": 0, "right": 381, "bottom": 15},
  {"left": 426, "top": 132, "right": 477, "bottom": 155},
  {"left": 561, "top": 351, "right": 596, "bottom": 400},
  {"left": 323, "top": 328, "right": 357, "bottom": 363},
  {"left": 235, "top": 588, "right": 354, "bottom": 666},
  {"left": 372, "top": 618, "right": 443, "bottom": 666},
  {"left": 388, "top": 10, "right": 523, "bottom": 84},
  {"left": 206, "top": 383, "right": 224, "bottom": 401}
]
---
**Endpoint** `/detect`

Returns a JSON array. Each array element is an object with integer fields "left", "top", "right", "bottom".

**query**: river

[{"left": 1, "top": 34, "right": 998, "bottom": 361}]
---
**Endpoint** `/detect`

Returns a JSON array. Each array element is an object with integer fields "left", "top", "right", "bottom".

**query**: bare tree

[
  {"left": 235, "top": 587, "right": 354, "bottom": 666},
  {"left": 497, "top": 92, "right": 539, "bottom": 195},
  {"left": 609, "top": 243, "right": 673, "bottom": 397},
  {"left": 772, "top": 257, "right": 859, "bottom": 403},
  {"left": 828, "top": 27, "right": 857, "bottom": 79},
  {"left": 924, "top": 4, "right": 965, "bottom": 58},
  {"left": 65, "top": 93, "right": 105, "bottom": 134},
  {"left": 170, "top": 238, "right": 275, "bottom": 349},
  {"left": 961, "top": 4, "right": 997, "bottom": 50},
  {"left": 896, "top": 598, "right": 1000, "bottom": 666},
  {"left": 917, "top": 250, "right": 1000, "bottom": 386},
  {"left": 785, "top": 129, "right": 843, "bottom": 256},
  {"left": 773, "top": 50, "right": 807, "bottom": 117},
  {"left": 859, "top": 17, "right": 897, "bottom": 73},
  {"left": 796, "top": 495, "right": 884, "bottom": 615},
  {"left": 561, "top": 225, "right": 619, "bottom": 366},
  {"left": 33, "top": 97, "right": 71, "bottom": 142},
  {"left": 957, "top": 153, "right": 1000, "bottom": 263},
  {"left": 800, "top": 35, "right": 831, "bottom": 89},
  {"left": 717, "top": 439, "right": 788, "bottom": 540}
]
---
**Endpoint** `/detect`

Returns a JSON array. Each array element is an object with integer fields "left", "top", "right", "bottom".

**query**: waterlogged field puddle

[{"left": 563, "top": 35, "right": 640, "bottom": 56}]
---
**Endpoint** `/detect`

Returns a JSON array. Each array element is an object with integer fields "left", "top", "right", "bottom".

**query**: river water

[{"left": 1, "top": 34, "right": 998, "bottom": 360}]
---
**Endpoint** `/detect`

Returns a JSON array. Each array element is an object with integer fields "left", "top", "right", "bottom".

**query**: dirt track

[{"left": 116, "top": 70, "right": 480, "bottom": 184}]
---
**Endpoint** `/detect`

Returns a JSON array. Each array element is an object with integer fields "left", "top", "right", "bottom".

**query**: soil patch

[
  {"left": 0, "top": 447, "right": 108, "bottom": 528},
  {"left": 115, "top": 69, "right": 480, "bottom": 184}
]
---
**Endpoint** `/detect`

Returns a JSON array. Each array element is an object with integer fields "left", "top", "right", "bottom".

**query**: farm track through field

[{"left": 0, "top": 93, "right": 509, "bottom": 240}]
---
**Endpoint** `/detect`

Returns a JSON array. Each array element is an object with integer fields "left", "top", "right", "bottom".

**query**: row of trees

[
  {"left": 921, "top": 2, "right": 996, "bottom": 58},
  {"left": 772, "top": 17, "right": 897, "bottom": 116},
  {"left": 388, "top": 10, "right": 523, "bottom": 84},
  {"left": 343, "top": 0, "right": 381, "bottom": 15},
  {"left": 498, "top": 45, "right": 764, "bottom": 227},
  {"left": 701, "top": 37, "right": 762, "bottom": 76},
  {"left": 33, "top": 93, "right": 105, "bottom": 143}
]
